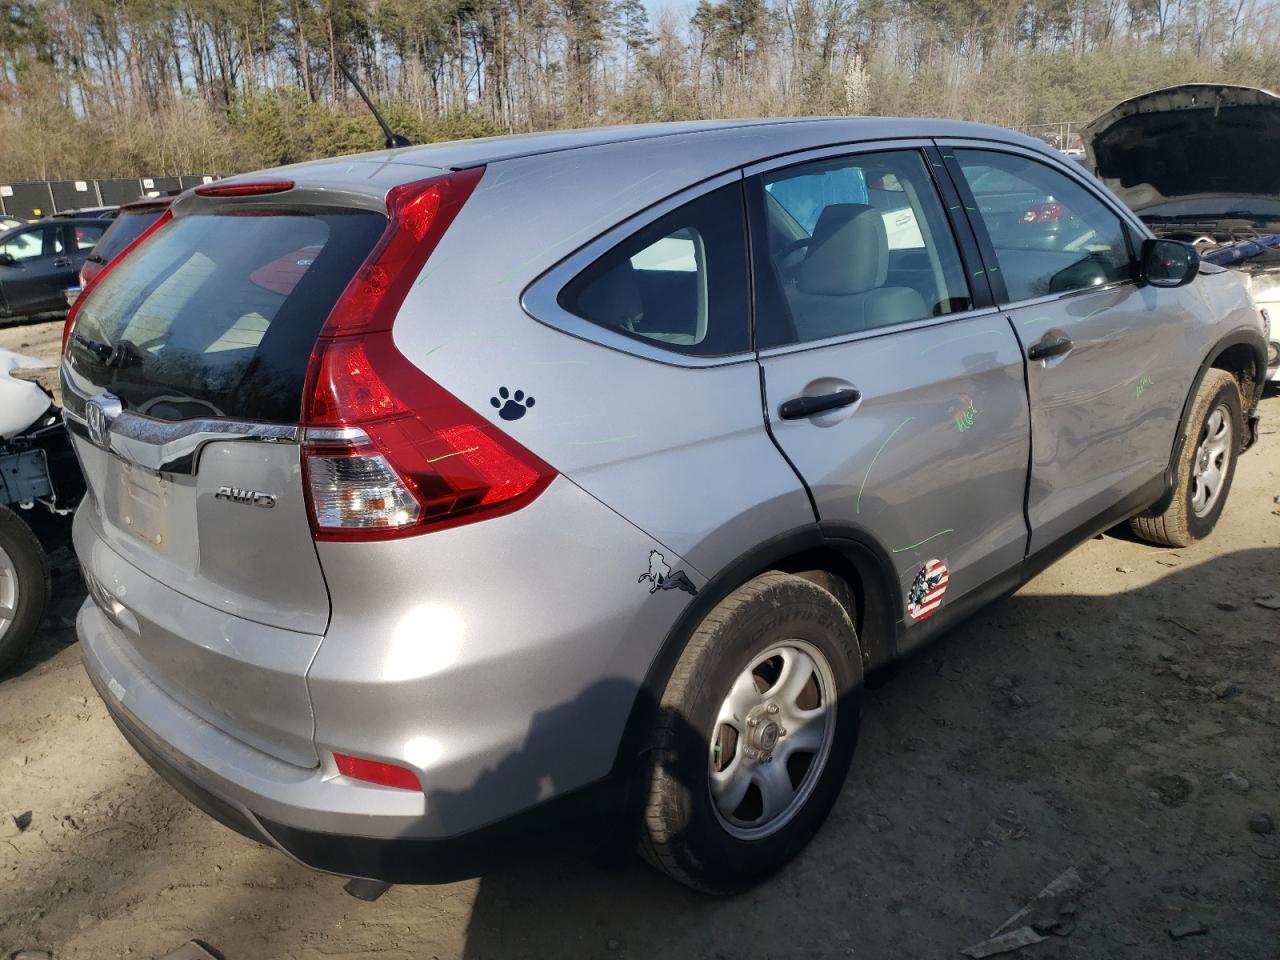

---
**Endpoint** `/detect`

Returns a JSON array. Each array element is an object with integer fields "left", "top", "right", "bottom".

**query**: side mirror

[
  {"left": 0, "top": 252, "right": 15, "bottom": 266},
  {"left": 1141, "top": 238, "right": 1199, "bottom": 288}
]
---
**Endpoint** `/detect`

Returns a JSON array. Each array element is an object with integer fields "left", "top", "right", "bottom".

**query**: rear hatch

[{"left": 63, "top": 189, "right": 388, "bottom": 766}]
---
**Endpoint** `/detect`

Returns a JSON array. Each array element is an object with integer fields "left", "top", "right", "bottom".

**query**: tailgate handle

[{"left": 779, "top": 388, "right": 861, "bottom": 420}]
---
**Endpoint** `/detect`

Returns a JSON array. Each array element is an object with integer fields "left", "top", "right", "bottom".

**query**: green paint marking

[
  {"left": 892, "top": 528, "right": 955, "bottom": 554},
  {"left": 949, "top": 205, "right": 960, "bottom": 211},
  {"left": 972, "top": 269, "right": 985, "bottom": 277},
  {"left": 1136, "top": 375, "right": 1153, "bottom": 399},
  {"left": 857, "top": 416, "right": 915, "bottom": 514}
]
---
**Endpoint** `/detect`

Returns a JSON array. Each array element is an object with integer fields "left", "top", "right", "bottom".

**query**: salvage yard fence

[{"left": 0, "top": 175, "right": 218, "bottom": 220}]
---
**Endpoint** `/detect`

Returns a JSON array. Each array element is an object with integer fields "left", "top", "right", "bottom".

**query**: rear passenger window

[
  {"left": 73, "top": 224, "right": 105, "bottom": 252},
  {"left": 559, "top": 183, "right": 749, "bottom": 356},
  {"left": 954, "top": 150, "right": 1136, "bottom": 301},
  {"left": 757, "top": 150, "right": 972, "bottom": 347}
]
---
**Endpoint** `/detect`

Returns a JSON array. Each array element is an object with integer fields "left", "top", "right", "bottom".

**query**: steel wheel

[
  {"left": 1190, "top": 403, "right": 1232, "bottom": 518},
  {"left": 0, "top": 542, "right": 17, "bottom": 646},
  {"left": 708, "top": 639, "right": 838, "bottom": 840}
]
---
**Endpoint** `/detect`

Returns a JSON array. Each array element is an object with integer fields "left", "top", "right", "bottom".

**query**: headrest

[{"left": 798, "top": 204, "right": 889, "bottom": 296}]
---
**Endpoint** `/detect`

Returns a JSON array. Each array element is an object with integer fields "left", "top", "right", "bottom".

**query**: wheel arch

[
  {"left": 1152, "top": 326, "right": 1266, "bottom": 514},
  {"left": 610, "top": 523, "right": 899, "bottom": 787}
]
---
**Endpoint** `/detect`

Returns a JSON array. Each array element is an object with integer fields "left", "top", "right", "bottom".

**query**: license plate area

[{"left": 110, "top": 462, "right": 174, "bottom": 551}]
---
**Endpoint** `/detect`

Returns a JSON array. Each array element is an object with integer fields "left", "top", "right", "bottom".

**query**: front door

[
  {"left": 943, "top": 144, "right": 1194, "bottom": 553},
  {"left": 748, "top": 144, "right": 1032, "bottom": 630}
]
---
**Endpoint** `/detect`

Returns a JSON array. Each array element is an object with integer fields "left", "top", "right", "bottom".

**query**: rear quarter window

[
  {"left": 67, "top": 208, "right": 386, "bottom": 422},
  {"left": 557, "top": 183, "right": 750, "bottom": 357}
]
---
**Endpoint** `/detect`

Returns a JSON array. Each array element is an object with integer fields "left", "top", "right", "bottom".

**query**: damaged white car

[
  {"left": 1085, "top": 83, "right": 1280, "bottom": 381},
  {"left": 0, "top": 349, "right": 84, "bottom": 671}
]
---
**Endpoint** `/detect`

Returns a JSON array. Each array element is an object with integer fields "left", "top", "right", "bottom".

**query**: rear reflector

[
  {"left": 62, "top": 207, "right": 174, "bottom": 354},
  {"left": 333, "top": 753, "right": 423, "bottom": 791},
  {"left": 301, "top": 168, "right": 557, "bottom": 541},
  {"left": 194, "top": 179, "right": 295, "bottom": 197}
]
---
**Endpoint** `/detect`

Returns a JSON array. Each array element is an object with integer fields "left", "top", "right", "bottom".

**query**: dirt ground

[{"left": 2, "top": 317, "right": 1278, "bottom": 960}]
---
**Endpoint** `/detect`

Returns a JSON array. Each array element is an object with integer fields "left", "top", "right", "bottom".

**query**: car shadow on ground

[
  {"left": 456, "top": 546, "right": 1280, "bottom": 959},
  {"left": 4, "top": 548, "right": 1277, "bottom": 960}
]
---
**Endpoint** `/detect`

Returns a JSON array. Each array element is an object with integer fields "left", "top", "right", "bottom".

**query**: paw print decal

[{"left": 491, "top": 386, "right": 535, "bottom": 421}]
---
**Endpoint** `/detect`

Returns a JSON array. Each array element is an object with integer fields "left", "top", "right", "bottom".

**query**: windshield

[
  {"left": 91, "top": 207, "right": 168, "bottom": 264},
  {"left": 66, "top": 208, "right": 386, "bottom": 423}
]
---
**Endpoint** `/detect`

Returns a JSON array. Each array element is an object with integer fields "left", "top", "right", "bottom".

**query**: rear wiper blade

[
  {"left": 70, "top": 333, "right": 145, "bottom": 369},
  {"left": 71, "top": 332, "right": 114, "bottom": 362}
]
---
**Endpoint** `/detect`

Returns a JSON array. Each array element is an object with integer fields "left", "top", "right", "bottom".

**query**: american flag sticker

[{"left": 906, "top": 559, "right": 949, "bottom": 621}]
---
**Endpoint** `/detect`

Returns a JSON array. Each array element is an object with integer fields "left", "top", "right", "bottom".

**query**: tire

[
  {"left": 0, "top": 505, "right": 50, "bottom": 674},
  {"left": 641, "top": 571, "right": 862, "bottom": 894},
  {"left": 1130, "top": 369, "right": 1243, "bottom": 547}
]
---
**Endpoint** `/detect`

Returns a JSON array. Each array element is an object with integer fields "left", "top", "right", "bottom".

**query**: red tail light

[
  {"left": 62, "top": 208, "right": 174, "bottom": 354},
  {"left": 302, "top": 167, "right": 557, "bottom": 541},
  {"left": 1021, "top": 201, "right": 1067, "bottom": 225},
  {"left": 333, "top": 752, "right": 423, "bottom": 791},
  {"left": 194, "top": 179, "right": 295, "bottom": 197}
]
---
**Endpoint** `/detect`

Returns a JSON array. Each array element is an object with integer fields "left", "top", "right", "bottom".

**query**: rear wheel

[
  {"left": 1131, "top": 369, "right": 1243, "bottom": 547},
  {"left": 0, "top": 506, "right": 50, "bottom": 674},
  {"left": 641, "top": 572, "right": 862, "bottom": 894}
]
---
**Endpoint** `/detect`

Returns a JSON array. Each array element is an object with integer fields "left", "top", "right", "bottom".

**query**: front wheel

[
  {"left": 0, "top": 506, "right": 50, "bottom": 674},
  {"left": 1131, "top": 369, "right": 1243, "bottom": 547},
  {"left": 641, "top": 572, "right": 862, "bottom": 894}
]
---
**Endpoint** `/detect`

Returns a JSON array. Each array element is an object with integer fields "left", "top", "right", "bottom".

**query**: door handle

[
  {"left": 779, "top": 388, "right": 861, "bottom": 420},
  {"left": 52, "top": 258, "right": 72, "bottom": 268},
  {"left": 1027, "top": 335, "right": 1073, "bottom": 362}
]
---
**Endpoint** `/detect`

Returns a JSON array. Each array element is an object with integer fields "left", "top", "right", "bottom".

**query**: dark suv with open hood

[{"left": 1084, "top": 83, "right": 1280, "bottom": 379}]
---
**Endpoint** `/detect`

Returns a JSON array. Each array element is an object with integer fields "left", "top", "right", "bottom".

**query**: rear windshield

[
  {"left": 67, "top": 208, "right": 385, "bottom": 423},
  {"left": 91, "top": 207, "right": 168, "bottom": 265}
]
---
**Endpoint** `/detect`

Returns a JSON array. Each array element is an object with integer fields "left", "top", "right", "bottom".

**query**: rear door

[
  {"left": 0, "top": 224, "right": 72, "bottom": 314},
  {"left": 942, "top": 143, "right": 1193, "bottom": 553},
  {"left": 748, "top": 143, "right": 1031, "bottom": 630},
  {"left": 62, "top": 201, "right": 387, "bottom": 764}
]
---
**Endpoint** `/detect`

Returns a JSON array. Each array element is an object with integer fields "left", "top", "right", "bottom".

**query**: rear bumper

[{"left": 81, "top": 600, "right": 612, "bottom": 882}]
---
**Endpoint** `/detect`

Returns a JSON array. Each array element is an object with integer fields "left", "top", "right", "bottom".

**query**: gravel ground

[{"left": 2, "top": 317, "right": 1278, "bottom": 960}]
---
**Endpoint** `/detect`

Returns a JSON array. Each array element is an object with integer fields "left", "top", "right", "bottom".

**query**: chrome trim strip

[
  {"left": 740, "top": 137, "right": 933, "bottom": 179},
  {"left": 60, "top": 369, "right": 298, "bottom": 476},
  {"left": 755, "top": 305, "right": 1004, "bottom": 358}
]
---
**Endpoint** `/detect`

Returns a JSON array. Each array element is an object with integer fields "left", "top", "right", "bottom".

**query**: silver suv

[{"left": 62, "top": 119, "right": 1267, "bottom": 893}]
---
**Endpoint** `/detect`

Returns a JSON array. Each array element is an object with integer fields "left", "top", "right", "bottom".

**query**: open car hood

[{"left": 1083, "top": 84, "right": 1280, "bottom": 221}]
